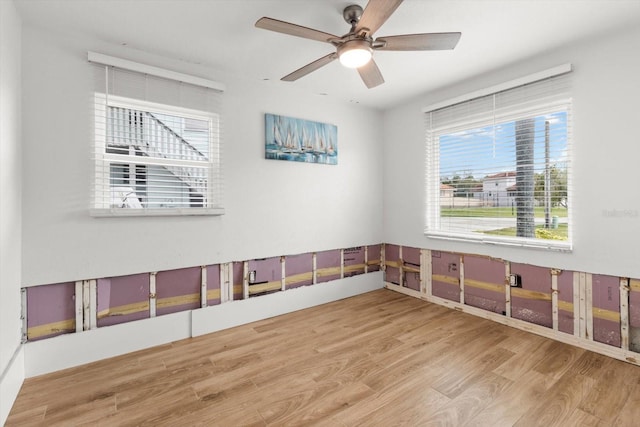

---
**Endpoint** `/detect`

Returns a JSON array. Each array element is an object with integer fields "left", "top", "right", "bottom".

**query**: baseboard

[
  {"left": 24, "top": 273, "right": 383, "bottom": 378},
  {"left": 0, "top": 344, "right": 25, "bottom": 425},
  {"left": 192, "top": 271, "right": 384, "bottom": 336}
]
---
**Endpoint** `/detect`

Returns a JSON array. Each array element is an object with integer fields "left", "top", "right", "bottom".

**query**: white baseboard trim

[
  {"left": 24, "top": 273, "right": 383, "bottom": 378},
  {"left": 192, "top": 272, "right": 384, "bottom": 336},
  {"left": 0, "top": 344, "right": 25, "bottom": 425}
]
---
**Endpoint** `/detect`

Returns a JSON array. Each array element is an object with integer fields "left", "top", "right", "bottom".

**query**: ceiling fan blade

[
  {"left": 281, "top": 53, "right": 338, "bottom": 82},
  {"left": 375, "top": 32, "right": 462, "bottom": 51},
  {"left": 357, "top": 59, "right": 384, "bottom": 89},
  {"left": 255, "top": 17, "right": 338, "bottom": 43},
  {"left": 356, "top": 0, "right": 403, "bottom": 36}
]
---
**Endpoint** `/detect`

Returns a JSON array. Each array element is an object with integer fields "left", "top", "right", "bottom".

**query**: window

[
  {"left": 425, "top": 66, "right": 572, "bottom": 250},
  {"left": 90, "top": 53, "right": 224, "bottom": 216}
]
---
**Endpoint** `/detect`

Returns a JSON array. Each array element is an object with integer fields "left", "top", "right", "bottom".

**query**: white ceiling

[{"left": 15, "top": 0, "right": 640, "bottom": 109}]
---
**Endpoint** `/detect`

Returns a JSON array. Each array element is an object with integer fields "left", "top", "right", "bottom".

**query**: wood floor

[{"left": 7, "top": 289, "right": 640, "bottom": 426}]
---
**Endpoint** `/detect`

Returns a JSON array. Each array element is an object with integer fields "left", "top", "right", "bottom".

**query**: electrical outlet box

[
  {"left": 509, "top": 274, "right": 522, "bottom": 287},
  {"left": 248, "top": 270, "right": 256, "bottom": 284}
]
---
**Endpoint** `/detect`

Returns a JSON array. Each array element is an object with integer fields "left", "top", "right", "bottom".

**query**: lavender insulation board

[
  {"left": 557, "top": 270, "right": 574, "bottom": 334},
  {"left": 384, "top": 244, "right": 401, "bottom": 286},
  {"left": 26, "top": 282, "right": 76, "bottom": 341},
  {"left": 463, "top": 255, "right": 506, "bottom": 315},
  {"left": 316, "top": 249, "right": 341, "bottom": 283},
  {"left": 285, "top": 253, "right": 313, "bottom": 289},
  {"left": 155, "top": 267, "right": 201, "bottom": 316},
  {"left": 233, "top": 262, "right": 244, "bottom": 300},
  {"left": 248, "top": 257, "right": 282, "bottom": 295},
  {"left": 592, "top": 274, "right": 621, "bottom": 347},
  {"left": 97, "top": 273, "right": 150, "bottom": 327},
  {"left": 630, "top": 279, "right": 640, "bottom": 353},
  {"left": 206, "top": 264, "right": 221, "bottom": 306},
  {"left": 510, "top": 263, "right": 552, "bottom": 328},
  {"left": 402, "top": 246, "right": 421, "bottom": 291},
  {"left": 432, "top": 251, "right": 460, "bottom": 302},
  {"left": 367, "top": 244, "right": 381, "bottom": 272},
  {"left": 343, "top": 247, "right": 365, "bottom": 278}
]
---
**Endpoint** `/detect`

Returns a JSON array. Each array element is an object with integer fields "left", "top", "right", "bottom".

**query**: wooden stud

[
  {"left": 21, "top": 287, "right": 28, "bottom": 343},
  {"left": 312, "top": 252, "right": 317, "bottom": 285},
  {"left": 422, "top": 249, "right": 431, "bottom": 296},
  {"left": 620, "top": 278, "right": 630, "bottom": 351},
  {"left": 74, "top": 281, "right": 83, "bottom": 333},
  {"left": 504, "top": 261, "right": 511, "bottom": 318},
  {"left": 200, "top": 266, "right": 207, "bottom": 308},
  {"left": 551, "top": 269, "right": 560, "bottom": 331},
  {"left": 573, "top": 271, "right": 581, "bottom": 337},
  {"left": 364, "top": 246, "right": 369, "bottom": 274},
  {"left": 83, "top": 280, "right": 97, "bottom": 330},
  {"left": 223, "top": 262, "right": 231, "bottom": 303},
  {"left": 281, "top": 256, "right": 286, "bottom": 292},
  {"left": 459, "top": 254, "right": 465, "bottom": 305},
  {"left": 243, "top": 261, "right": 249, "bottom": 300},
  {"left": 149, "top": 272, "right": 157, "bottom": 318},
  {"left": 340, "top": 249, "right": 345, "bottom": 279},
  {"left": 398, "top": 245, "right": 405, "bottom": 288},
  {"left": 586, "top": 273, "right": 593, "bottom": 341}
]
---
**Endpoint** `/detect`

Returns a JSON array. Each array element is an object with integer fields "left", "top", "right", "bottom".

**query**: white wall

[
  {"left": 0, "top": 0, "right": 24, "bottom": 423},
  {"left": 383, "top": 23, "right": 640, "bottom": 278},
  {"left": 20, "top": 25, "right": 383, "bottom": 286}
]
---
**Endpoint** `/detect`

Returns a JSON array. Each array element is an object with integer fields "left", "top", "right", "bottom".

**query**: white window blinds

[
  {"left": 90, "top": 53, "right": 224, "bottom": 216},
  {"left": 425, "top": 66, "right": 572, "bottom": 250}
]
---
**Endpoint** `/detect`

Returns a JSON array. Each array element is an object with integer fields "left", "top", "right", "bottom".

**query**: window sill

[
  {"left": 90, "top": 207, "right": 225, "bottom": 217},
  {"left": 425, "top": 230, "right": 572, "bottom": 252}
]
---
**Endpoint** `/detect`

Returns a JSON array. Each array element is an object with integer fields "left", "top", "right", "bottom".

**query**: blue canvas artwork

[{"left": 265, "top": 113, "right": 338, "bottom": 165}]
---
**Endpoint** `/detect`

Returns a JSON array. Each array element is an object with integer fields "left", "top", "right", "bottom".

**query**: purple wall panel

[
  {"left": 510, "top": 263, "right": 552, "bottom": 328},
  {"left": 431, "top": 251, "right": 460, "bottom": 302},
  {"left": 386, "top": 267, "right": 401, "bottom": 286},
  {"left": 27, "top": 282, "right": 76, "bottom": 341},
  {"left": 405, "top": 271, "right": 420, "bottom": 291},
  {"left": 97, "top": 273, "right": 150, "bottom": 327},
  {"left": 403, "top": 246, "right": 421, "bottom": 266},
  {"left": 385, "top": 244, "right": 400, "bottom": 263},
  {"left": 463, "top": 255, "right": 506, "bottom": 315},
  {"left": 592, "top": 274, "right": 621, "bottom": 348},
  {"left": 344, "top": 247, "right": 365, "bottom": 277},
  {"left": 285, "top": 253, "right": 313, "bottom": 289},
  {"left": 367, "top": 244, "right": 381, "bottom": 272},
  {"left": 233, "top": 262, "right": 244, "bottom": 300},
  {"left": 206, "top": 264, "right": 221, "bottom": 306},
  {"left": 249, "top": 257, "right": 282, "bottom": 283},
  {"left": 156, "top": 267, "right": 201, "bottom": 316},
  {"left": 316, "top": 249, "right": 341, "bottom": 283},
  {"left": 557, "top": 270, "right": 574, "bottom": 335}
]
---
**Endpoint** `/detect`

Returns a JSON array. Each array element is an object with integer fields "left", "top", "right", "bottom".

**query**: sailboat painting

[{"left": 265, "top": 113, "right": 338, "bottom": 165}]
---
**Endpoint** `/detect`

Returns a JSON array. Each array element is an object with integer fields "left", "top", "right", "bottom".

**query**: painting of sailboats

[{"left": 265, "top": 113, "right": 338, "bottom": 165}]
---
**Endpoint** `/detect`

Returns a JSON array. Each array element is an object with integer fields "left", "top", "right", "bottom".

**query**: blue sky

[{"left": 439, "top": 111, "right": 568, "bottom": 180}]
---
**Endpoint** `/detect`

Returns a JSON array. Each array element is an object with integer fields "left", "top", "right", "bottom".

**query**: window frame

[
  {"left": 91, "top": 93, "right": 223, "bottom": 217},
  {"left": 425, "top": 78, "right": 572, "bottom": 251}
]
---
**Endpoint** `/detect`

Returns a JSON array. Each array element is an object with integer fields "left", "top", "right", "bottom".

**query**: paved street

[{"left": 441, "top": 216, "right": 567, "bottom": 233}]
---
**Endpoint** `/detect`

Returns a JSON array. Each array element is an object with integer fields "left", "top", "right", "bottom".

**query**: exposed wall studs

[
  {"left": 551, "top": 269, "right": 560, "bottom": 331},
  {"left": 574, "top": 272, "right": 581, "bottom": 337},
  {"left": 21, "top": 288, "right": 28, "bottom": 343},
  {"left": 422, "top": 249, "right": 432, "bottom": 296},
  {"left": 242, "top": 261, "right": 249, "bottom": 300},
  {"left": 398, "top": 245, "right": 404, "bottom": 288},
  {"left": 364, "top": 246, "right": 369, "bottom": 274},
  {"left": 74, "top": 281, "right": 83, "bottom": 333},
  {"left": 82, "top": 280, "right": 97, "bottom": 330},
  {"left": 621, "top": 278, "right": 630, "bottom": 351},
  {"left": 340, "top": 249, "right": 345, "bottom": 279},
  {"left": 280, "top": 256, "right": 286, "bottom": 291},
  {"left": 459, "top": 255, "right": 466, "bottom": 305},
  {"left": 312, "top": 252, "right": 317, "bottom": 285},
  {"left": 221, "top": 263, "right": 230, "bottom": 303},
  {"left": 149, "top": 273, "right": 157, "bottom": 318},
  {"left": 200, "top": 266, "right": 208, "bottom": 308},
  {"left": 586, "top": 273, "right": 594, "bottom": 340},
  {"left": 504, "top": 262, "right": 512, "bottom": 318}
]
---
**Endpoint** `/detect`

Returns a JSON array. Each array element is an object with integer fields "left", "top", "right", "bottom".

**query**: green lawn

[
  {"left": 479, "top": 223, "right": 568, "bottom": 240},
  {"left": 441, "top": 206, "right": 568, "bottom": 218}
]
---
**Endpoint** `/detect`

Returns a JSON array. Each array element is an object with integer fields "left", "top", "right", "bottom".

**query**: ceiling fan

[{"left": 255, "top": 0, "right": 461, "bottom": 89}]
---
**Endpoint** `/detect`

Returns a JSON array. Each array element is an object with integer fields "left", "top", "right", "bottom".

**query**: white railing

[{"left": 107, "top": 107, "right": 208, "bottom": 198}]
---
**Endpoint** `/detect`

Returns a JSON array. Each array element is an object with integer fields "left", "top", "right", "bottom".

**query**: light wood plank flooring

[{"left": 7, "top": 289, "right": 640, "bottom": 426}]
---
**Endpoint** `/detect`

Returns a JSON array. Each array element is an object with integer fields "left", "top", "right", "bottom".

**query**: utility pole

[{"left": 516, "top": 118, "right": 535, "bottom": 238}]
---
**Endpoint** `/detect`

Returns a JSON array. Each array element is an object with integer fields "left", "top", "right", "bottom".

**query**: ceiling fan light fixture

[{"left": 337, "top": 39, "right": 372, "bottom": 68}]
